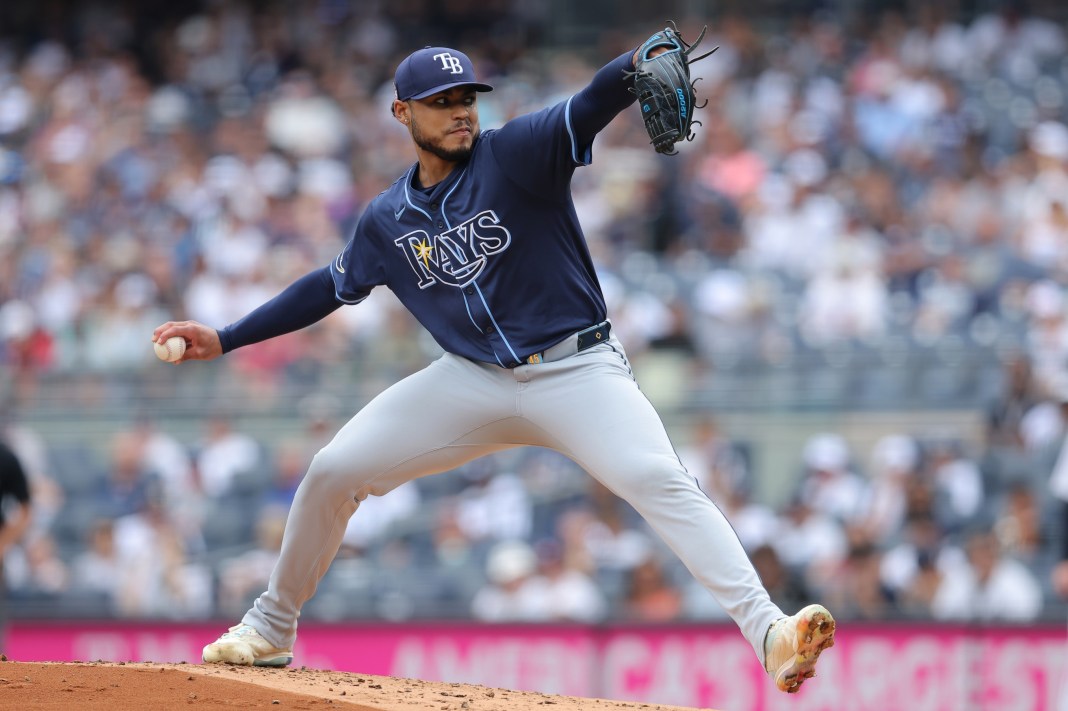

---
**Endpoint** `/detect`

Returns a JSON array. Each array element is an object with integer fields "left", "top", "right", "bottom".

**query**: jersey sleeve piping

[
  {"left": 483, "top": 128, "right": 573, "bottom": 205},
  {"left": 439, "top": 168, "right": 470, "bottom": 229},
  {"left": 330, "top": 220, "right": 377, "bottom": 304},
  {"left": 402, "top": 166, "right": 434, "bottom": 220},
  {"left": 334, "top": 292, "right": 369, "bottom": 305},
  {"left": 564, "top": 96, "right": 593, "bottom": 166}
]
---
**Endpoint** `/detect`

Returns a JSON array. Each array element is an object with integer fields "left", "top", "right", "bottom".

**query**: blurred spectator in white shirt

[
  {"left": 455, "top": 464, "right": 532, "bottom": 543},
  {"left": 925, "top": 440, "right": 984, "bottom": 531},
  {"left": 82, "top": 273, "right": 172, "bottom": 373},
  {"left": 1019, "top": 122, "right": 1068, "bottom": 252},
  {"left": 1024, "top": 280, "right": 1068, "bottom": 392},
  {"left": 772, "top": 495, "right": 848, "bottom": 582},
  {"left": 112, "top": 484, "right": 212, "bottom": 619},
  {"left": 744, "top": 168, "right": 845, "bottom": 280},
  {"left": 881, "top": 508, "right": 968, "bottom": 601},
  {"left": 798, "top": 258, "right": 888, "bottom": 345},
  {"left": 195, "top": 413, "right": 261, "bottom": 498},
  {"left": 70, "top": 519, "right": 120, "bottom": 603},
  {"left": 796, "top": 433, "right": 871, "bottom": 525},
  {"left": 930, "top": 530, "right": 1043, "bottom": 622},
  {"left": 129, "top": 418, "right": 203, "bottom": 544},
  {"left": 470, "top": 539, "right": 547, "bottom": 622},
  {"left": 580, "top": 502, "right": 654, "bottom": 574},
  {"left": 523, "top": 539, "right": 606, "bottom": 623},
  {"left": 1019, "top": 197, "right": 1068, "bottom": 274},
  {"left": 864, "top": 434, "right": 922, "bottom": 541},
  {"left": 341, "top": 480, "right": 420, "bottom": 552},
  {"left": 913, "top": 254, "right": 978, "bottom": 337}
]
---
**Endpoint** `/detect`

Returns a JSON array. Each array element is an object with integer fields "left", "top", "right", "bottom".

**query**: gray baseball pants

[{"left": 242, "top": 336, "right": 783, "bottom": 664}]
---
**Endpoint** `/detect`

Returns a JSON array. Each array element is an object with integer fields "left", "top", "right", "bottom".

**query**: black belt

[{"left": 521, "top": 321, "right": 611, "bottom": 365}]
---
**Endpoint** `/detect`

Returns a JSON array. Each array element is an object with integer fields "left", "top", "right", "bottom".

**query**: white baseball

[{"left": 154, "top": 336, "right": 187, "bottom": 362}]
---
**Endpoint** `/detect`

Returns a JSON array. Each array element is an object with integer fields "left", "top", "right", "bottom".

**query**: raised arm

[
  {"left": 152, "top": 266, "right": 342, "bottom": 364},
  {"left": 566, "top": 51, "right": 640, "bottom": 149},
  {"left": 571, "top": 25, "right": 714, "bottom": 155}
]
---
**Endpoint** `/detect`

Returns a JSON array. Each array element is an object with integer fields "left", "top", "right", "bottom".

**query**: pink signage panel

[{"left": 6, "top": 622, "right": 1066, "bottom": 710}]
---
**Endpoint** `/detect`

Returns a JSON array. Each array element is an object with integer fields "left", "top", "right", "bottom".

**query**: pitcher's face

[{"left": 400, "top": 87, "right": 480, "bottom": 162}]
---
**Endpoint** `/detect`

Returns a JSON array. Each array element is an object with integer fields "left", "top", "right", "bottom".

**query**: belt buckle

[{"left": 576, "top": 322, "right": 610, "bottom": 352}]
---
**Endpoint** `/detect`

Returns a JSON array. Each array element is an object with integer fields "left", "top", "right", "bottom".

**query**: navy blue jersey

[
  {"left": 330, "top": 54, "right": 636, "bottom": 367},
  {"left": 217, "top": 52, "right": 637, "bottom": 362}
]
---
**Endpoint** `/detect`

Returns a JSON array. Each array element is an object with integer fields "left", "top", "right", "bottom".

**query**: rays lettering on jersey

[{"left": 394, "top": 209, "right": 512, "bottom": 289}]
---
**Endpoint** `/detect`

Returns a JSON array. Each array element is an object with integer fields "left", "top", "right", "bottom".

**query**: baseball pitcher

[{"left": 154, "top": 25, "right": 835, "bottom": 694}]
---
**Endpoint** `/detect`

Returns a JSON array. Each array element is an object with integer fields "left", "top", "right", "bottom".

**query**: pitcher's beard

[{"left": 411, "top": 120, "right": 477, "bottom": 162}]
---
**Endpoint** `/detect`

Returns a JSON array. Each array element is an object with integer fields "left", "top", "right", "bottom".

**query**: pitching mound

[{"left": 2, "top": 661, "right": 708, "bottom": 710}]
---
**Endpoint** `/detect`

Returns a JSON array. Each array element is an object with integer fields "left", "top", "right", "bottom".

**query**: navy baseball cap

[{"left": 394, "top": 47, "right": 493, "bottom": 101}]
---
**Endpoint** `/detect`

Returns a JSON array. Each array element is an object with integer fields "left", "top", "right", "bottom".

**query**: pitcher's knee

[{"left": 303, "top": 446, "right": 373, "bottom": 497}]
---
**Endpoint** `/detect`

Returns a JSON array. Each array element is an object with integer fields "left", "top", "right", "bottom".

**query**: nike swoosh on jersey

[
  {"left": 395, "top": 205, "right": 406, "bottom": 220},
  {"left": 334, "top": 252, "right": 346, "bottom": 273}
]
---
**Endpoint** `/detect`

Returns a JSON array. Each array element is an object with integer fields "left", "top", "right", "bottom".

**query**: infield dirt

[{"left": 1, "top": 660, "right": 712, "bottom": 710}]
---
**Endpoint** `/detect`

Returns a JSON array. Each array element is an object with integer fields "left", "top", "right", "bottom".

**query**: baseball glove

[{"left": 630, "top": 22, "right": 717, "bottom": 155}]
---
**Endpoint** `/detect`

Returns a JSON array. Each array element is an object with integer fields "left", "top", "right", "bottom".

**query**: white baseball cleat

[
  {"left": 764, "top": 603, "right": 836, "bottom": 693},
  {"left": 202, "top": 623, "right": 293, "bottom": 667}
]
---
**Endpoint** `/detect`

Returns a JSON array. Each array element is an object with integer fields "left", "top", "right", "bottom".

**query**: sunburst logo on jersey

[{"left": 414, "top": 238, "right": 434, "bottom": 268}]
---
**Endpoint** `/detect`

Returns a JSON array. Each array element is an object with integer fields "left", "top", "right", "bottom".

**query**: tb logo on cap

[{"left": 433, "top": 52, "right": 464, "bottom": 74}]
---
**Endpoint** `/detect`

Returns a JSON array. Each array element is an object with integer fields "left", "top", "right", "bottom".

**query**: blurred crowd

[
  {"left": 6, "top": 372, "right": 1068, "bottom": 624},
  {"left": 3, "top": 0, "right": 1068, "bottom": 624}
]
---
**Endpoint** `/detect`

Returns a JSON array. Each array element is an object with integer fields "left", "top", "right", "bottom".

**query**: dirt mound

[{"left": 0, "top": 661, "right": 708, "bottom": 710}]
